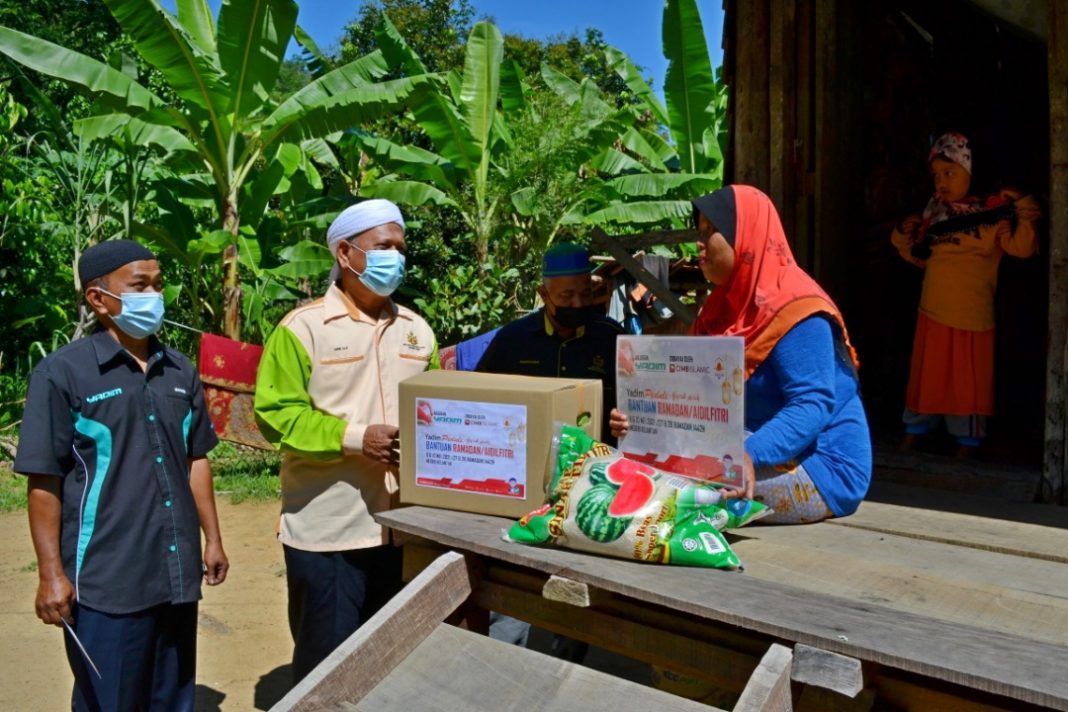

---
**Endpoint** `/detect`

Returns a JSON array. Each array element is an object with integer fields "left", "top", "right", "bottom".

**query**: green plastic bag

[{"left": 505, "top": 425, "right": 770, "bottom": 569}]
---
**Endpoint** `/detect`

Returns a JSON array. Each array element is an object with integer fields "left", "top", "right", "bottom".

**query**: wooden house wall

[
  {"left": 1048, "top": 2, "right": 1067, "bottom": 503},
  {"left": 723, "top": 0, "right": 1068, "bottom": 502}
]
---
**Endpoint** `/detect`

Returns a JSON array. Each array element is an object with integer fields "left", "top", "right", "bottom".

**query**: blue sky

[{"left": 160, "top": 1, "right": 724, "bottom": 92}]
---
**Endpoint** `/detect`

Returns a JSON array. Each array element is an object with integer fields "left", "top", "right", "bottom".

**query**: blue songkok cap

[{"left": 542, "top": 242, "right": 593, "bottom": 278}]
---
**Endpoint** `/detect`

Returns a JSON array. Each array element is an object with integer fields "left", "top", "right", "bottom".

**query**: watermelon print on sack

[
  {"left": 576, "top": 483, "right": 632, "bottom": 542},
  {"left": 505, "top": 425, "right": 767, "bottom": 569},
  {"left": 588, "top": 463, "right": 613, "bottom": 488}
]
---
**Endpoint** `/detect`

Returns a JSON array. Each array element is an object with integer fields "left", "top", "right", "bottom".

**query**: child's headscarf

[
  {"left": 929, "top": 131, "right": 971, "bottom": 174},
  {"left": 922, "top": 132, "right": 982, "bottom": 229},
  {"left": 690, "top": 185, "right": 860, "bottom": 378}
]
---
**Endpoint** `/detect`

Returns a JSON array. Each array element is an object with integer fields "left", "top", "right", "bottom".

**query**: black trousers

[
  {"left": 67, "top": 602, "right": 197, "bottom": 712},
  {"left": 283, "top": 544, "right": 403, "bottom": 682}
]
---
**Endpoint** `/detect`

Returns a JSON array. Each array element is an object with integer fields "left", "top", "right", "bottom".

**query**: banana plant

[
  {"left": 0, "top": 0, "right": 426, "bottom": 339},
  {"left": 351, "top": 16, "right": 646, "bottom": 264},
  {"left": 346, "top": 17, "right": 505, "bottom": 263},
  {"left": 574, "top": 0, "right": 727, "bottom": 230}
]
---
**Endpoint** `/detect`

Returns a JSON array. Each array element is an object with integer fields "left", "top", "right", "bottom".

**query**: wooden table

[{"left": 374, "top": 492, "right": 1068, "bottom": 712}]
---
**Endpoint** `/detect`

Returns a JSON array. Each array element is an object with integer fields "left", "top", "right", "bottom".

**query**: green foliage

[
  {"left": 501, "top": 28, "right": 631, "bottom": 101},
  {"left": 340, "top": 0, "right": 475, "bottom": 74},
  {"left": 411, "top": 257, "right": 520, "bottom": 344},
  {"left": 0, "top": 0, "right": 122, "bottom": 129},
  {"left": 0, "top": 464, "right": 28, "bottom": 512},
  {"left": 0, "top": 445, "right": 281, "bottom": 510},
  {"left": 0, "top": 0, "right": 428, "bottom": 342},
  {"left": 208, "top": 442, "right": 281, "bottom": 503}
]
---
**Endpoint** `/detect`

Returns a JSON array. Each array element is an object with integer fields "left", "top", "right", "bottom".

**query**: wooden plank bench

[
  {"left": 269, "top": 550, "right": 807, "bottom": 712},
  {"left": 375, "top": 504, "right": 1068, "bottom": 711}
]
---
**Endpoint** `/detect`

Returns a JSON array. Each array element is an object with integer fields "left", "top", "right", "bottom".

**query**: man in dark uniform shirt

[
  {"left": 476, "top": 241, "right": 623, "bottom": 437},
  {"left": 476, "top": 242, "right": 621, "bottom": 658},
  {"left": 14, "top": 240, "right": 228, "bottom": 711}
]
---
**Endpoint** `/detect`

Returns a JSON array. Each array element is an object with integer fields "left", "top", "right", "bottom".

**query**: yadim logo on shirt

[{"left": 85, "top": 388, "right": 123, "bottom": 404}]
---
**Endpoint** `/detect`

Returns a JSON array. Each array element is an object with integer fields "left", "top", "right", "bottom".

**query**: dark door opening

[{"left": 851, "top": 0, "right": 1049, "bottom": 467}]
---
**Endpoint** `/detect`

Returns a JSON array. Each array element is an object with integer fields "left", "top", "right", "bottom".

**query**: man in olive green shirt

[{"left": 255, "top": 199, "right": 436, "bottom": 682}]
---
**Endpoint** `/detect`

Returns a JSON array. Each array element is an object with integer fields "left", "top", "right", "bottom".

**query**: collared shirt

[
  {"left": 14, "top": 329, "right": 218, "bottom": 615},
  {"left": 475, "top": 309, "right": 622, "bottom": 436},
  {"left": 254, "top": 283, "right": 436, "bottom": 551}
]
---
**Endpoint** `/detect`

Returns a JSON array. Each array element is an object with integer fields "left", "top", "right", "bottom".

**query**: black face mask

[{"left": 551, "top": 304, "right": 600, "bottom": 330}]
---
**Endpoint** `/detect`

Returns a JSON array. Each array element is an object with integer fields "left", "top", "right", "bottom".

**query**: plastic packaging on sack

[{"left": 505, "top": 425, "right": 770, "bottom": 569}]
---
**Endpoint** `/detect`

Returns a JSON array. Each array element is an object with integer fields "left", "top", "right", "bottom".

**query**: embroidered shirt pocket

[
  {"left": 397, "top": 351, "right": 431, "bottom": 363},
  {"left": 319, "top": 354, "right": 366, "bottom": 366}
]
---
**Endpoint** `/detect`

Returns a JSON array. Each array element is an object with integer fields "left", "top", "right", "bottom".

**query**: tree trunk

[{"left": 222, "top": 199, "right": 242, "bottom": 341}]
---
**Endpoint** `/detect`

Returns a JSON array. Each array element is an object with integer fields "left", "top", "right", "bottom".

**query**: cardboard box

[{"left": 399, "top": 370, "right": 603, "bottom": 518}]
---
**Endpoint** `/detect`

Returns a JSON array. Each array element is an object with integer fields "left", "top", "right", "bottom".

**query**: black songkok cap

[{"left": 78, "top": 240, "right": 157, "bottom": 287}]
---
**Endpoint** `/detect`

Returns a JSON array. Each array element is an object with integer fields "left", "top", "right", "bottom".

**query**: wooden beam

[
  {"left": 735, "top": 643, "right": 794, "bottom": 712},
  {"left": 590, "top": 228, "right": 698, "bottom": 252},
  {"left": 1046, "top": 0, "right": 1068, "bottom": 504},
  {"left": 270, "top": 551, "right": 473, "bottom": 712},
  {"left": 792, "top": 644, "right": 864, "bottom": 698},
  {"left": 723, "top": 0, "right": 738, "bottom": 183},
  {"left": 733, "top": 0, "right": 771, "bottom": 188},
  {"left": 774, "top": 0, "right": 798, "bottom": 244},
  {"left": 592, "top": 228, "right": 696, "bottom": 324},
  {"left": 792, "top": 0, "right": 815, "bottom": 271},
  {"left": 768, "top": 0, "right": 786, "bottom": 211},
  {"left": 473, "top": 578, "right": 762, "bottom": 693}
]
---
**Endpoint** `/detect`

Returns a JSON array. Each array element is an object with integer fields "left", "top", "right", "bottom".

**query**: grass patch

[
  {"left": 0, "top": 463, "right": 27, "bottom": 512},
  {"left": 0, "top": 443, "right": 281, "bottom": 511},
  {"left": 209, "top": 441, "right": 282, "bottom": 504}
]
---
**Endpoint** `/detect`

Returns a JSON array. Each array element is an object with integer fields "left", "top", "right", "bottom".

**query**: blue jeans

[
  {"left": 66, "top": 602, "right": 197, "bottom": 712},
  {"left": 283, "top": 544, "right": 403, "bottom": 682}
]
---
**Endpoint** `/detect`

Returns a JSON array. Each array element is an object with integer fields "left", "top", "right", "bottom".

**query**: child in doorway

[{"left": 890, "top": 132, "right": 1041, "bottom": 455}]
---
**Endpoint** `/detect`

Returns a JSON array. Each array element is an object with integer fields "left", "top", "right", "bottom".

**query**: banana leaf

[
  {"left": 74, "top": 114, "right": 197, "bottom": 156},
  {"left": 294, "top": 25, "right": 330, "bottom": 78},
  {"left": 408, "top": 80, "right": 479, "bottom": 180},
  {"left": 499, "top": 60, "right": 527, "bottom": 115},
  {"left": 605, "top": 44, "right": 670, "bottom": 128},
  {"left": 217, "top": 0, "right": 298, "bottom": 119},
  {"left": 584, "top": 199, "right": 692, "bottom": 225},
  {"left": 263, "top": 70, "right": 419, "bottom": 146},
  {"left": 606, "top": 172, "right": 720, "bottom": 199},
  {"left": 662, "top": 0, "right": 717, "bottom": 173},
  {"left": 360, "top": 180, "right": 457, "bottom": 208},
  {"left": 375, "top": 14, "right": 428, "bottom": 76},
  {"left": 0, "top": 27, "right": 160, "bottom": 113},
  {"left": 176, "top": 0, "right": 216, "bottom": 54},
  {"left": 349, "top": 132, "right": 456, "bottom": 189},
  {"left": 459, "top": 21, "right": 502, "bottom": 165},
  {"left": 103, "top": 0, "right": 229, "bottom": 118}
]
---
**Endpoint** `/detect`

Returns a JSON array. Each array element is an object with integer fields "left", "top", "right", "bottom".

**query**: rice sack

[{"left": 505, "top": 425, "right": 769, "bottom": 569}]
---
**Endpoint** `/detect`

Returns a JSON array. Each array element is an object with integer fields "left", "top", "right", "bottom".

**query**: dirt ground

[{"left": 0, "top": 499, "right": 295, "bottom": 711}]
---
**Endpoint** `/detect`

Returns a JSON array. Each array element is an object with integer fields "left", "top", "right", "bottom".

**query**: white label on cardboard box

[
  {"left": 413, "top": 397, "right": 529, "bottom": 498},
  {"left": 616, "top": 335, "right": 745, "bottom": 485}
]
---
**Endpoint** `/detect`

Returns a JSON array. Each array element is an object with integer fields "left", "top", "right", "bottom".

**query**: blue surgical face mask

[
  {"left": 99, "top": 289, "right": 165, "bottom": 339},
  {"left": 346, "top": 245, "right": 406, "bottom": 296}
]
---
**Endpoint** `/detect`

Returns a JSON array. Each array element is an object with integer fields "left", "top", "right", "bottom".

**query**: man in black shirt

[
  {"left": 477, "top": 242, "right": 622, "bottom": 437},
  {"left": 14, "top": 240, "right": 228, "bottom": 711},
  {"left": 477, "top": 242, "right": 620, "bottom": 658}
]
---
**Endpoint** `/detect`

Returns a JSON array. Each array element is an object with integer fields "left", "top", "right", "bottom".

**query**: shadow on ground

[
  {"left": 195, "top": 685, "right": 226, "bottom": 711},
  {"left": 255, "top": 664, "right": 293, "bottom": 710}
]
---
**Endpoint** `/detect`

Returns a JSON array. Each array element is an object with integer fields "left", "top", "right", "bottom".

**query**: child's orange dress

[{"left": 891, "top": 195, "right": 1038, "bottom": 435}]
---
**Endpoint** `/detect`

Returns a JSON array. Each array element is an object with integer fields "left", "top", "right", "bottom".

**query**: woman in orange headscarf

[{"left": 611, "top": 185, "right": 871, "bottom": 523}]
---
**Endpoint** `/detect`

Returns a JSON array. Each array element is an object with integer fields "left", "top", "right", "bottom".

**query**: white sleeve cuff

[{"left": 342, "top": 422, "right": 367, "bottom": 455}]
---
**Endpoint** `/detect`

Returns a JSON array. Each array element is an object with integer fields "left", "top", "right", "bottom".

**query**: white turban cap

[{"left": 326, "top": 199, "right": 406, "bottom": 280}]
